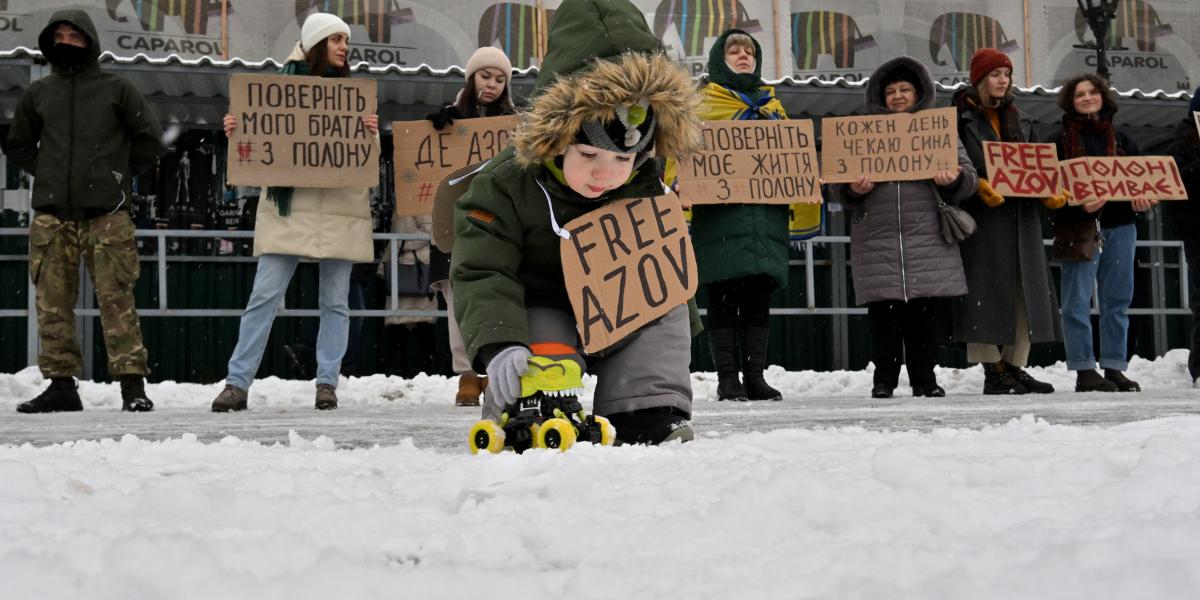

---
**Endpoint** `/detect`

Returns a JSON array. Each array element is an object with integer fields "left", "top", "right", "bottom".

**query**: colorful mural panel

[{"left": 0, "top": 1, "right": 1192, "bottom": 93}]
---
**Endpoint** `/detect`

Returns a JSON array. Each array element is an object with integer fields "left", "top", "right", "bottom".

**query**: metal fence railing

[{"left": 0, "top": 228, "right": 1191, "bottom": 369}]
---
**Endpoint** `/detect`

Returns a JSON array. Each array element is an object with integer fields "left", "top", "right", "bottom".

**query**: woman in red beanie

[{"left": 951, "top": 48, "right": 1063, "bottom": 395}]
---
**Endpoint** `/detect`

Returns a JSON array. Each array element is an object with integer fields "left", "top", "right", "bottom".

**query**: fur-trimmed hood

[
  {"left": 864, "top": 56, "right": 937, "bottom": 115},
  {"left": 514, "top": 51, "right": 703, "bottom": 167}
]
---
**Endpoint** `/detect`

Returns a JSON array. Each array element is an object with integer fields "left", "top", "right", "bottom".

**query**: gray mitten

[{"left": 485, "top": 346, "right": 532, "bottom": 412}]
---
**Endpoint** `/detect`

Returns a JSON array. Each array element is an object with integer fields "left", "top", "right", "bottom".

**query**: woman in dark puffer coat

[{"left": 829, "top": 56, "right": 976, "bottom": 398}]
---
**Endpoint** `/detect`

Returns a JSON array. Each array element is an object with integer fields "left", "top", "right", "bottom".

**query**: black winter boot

[
  {"left": 119, "top": 375, "right": 154, "bottom": 412},
  {"left": 17, "top": 378, "right": 83, "bottom": 413},
  {"left": 607, "top": 407, "right": 694, "bottom": 445},
  {"left": 983, "top": 362, "right": 1028, "bottom": 395},
  {"left": 1103, "top": 369, "right": 1141, "bottom": 392},
  {"left": 1005, "top": 363, "right": 1054, "bottom": 394},
  {"left": 1075, "top": 369, "right": 1118, "bottom": 392},
  {"left": 742, "top": 326, "right": 782, "bottom": 401},
  {"left": 708, "top": 329, "right": 746, "bottom": 402},
  {"left": 911, "top": 383, "right": 946, "bottom": 397}
]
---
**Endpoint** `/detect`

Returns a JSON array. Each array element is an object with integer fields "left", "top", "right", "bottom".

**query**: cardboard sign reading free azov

[
  {"left": 561, "top": 193, "right": 696, "bottom": 353},
  {"left": 983, "top": 142, "right": 1063, "bottom": 197},
  {"left": 227, "top": 73, "right": 378, "bottom": 188},
  {"left": 393, "top": 115, "right": 519, "bottom": 216}
]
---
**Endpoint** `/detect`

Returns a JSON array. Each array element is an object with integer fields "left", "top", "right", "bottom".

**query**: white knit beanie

[
  {"left": 300, "top": 12, "right": 351, "bottom": 53},
  {"left": 465, "top": 46, "right": 513, "bottom": 82}
]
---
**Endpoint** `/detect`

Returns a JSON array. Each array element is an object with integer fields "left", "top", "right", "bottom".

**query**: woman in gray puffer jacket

[{"left": 829, "top": 56, "right": 977, "bottom": 398}]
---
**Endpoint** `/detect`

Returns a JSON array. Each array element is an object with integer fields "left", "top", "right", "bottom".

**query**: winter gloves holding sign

[{"left": 977, "top": 178, "right": 1070, "bottom": 210}]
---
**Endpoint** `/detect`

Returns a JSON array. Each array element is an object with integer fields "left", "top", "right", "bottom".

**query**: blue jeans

[
  {"left": 1059, "top": 223, "right": 1136, "bottom": 371},
  {"left": 226, "top": 254, "right": 353, "bottom": 389}
]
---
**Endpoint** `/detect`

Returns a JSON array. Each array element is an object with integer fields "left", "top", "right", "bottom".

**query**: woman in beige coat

[{"left": 212, "top": 12, "right": 378, "bottom": 412}]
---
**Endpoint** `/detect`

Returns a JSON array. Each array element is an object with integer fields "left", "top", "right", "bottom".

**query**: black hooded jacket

[
  {"left": 6, "top": 10, "right": 165, "bottom": 220},
  {"left": 1166, "top": 117, "right": 1200, "bottom": 238}
]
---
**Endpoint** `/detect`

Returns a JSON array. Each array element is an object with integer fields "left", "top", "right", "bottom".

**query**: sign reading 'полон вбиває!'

[
  {"left": 226, "top": 74, "right": 378, "bottom": 188},
  {"left": 1061, "top": 156, "right": 1188, "bottom": 204}
]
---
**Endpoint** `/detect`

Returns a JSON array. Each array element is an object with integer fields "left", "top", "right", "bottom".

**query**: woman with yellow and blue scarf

[{"left": 690, "top": 29, "right": 789, "bottom": 402}]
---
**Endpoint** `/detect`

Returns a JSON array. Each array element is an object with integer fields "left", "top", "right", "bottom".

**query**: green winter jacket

[
  {"left": 690, "top": 30, "right": 790, "bottom": 289},
  {"left": 7, "top": 10, "right": 165, "bottom": 221},
  {"left": 451, "top": 146, "right": 666, "bottom": 369}
]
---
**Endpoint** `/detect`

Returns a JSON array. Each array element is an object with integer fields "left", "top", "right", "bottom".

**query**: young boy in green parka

[{"left": 450, "top": 0, "right": 704, "bottom": 445}]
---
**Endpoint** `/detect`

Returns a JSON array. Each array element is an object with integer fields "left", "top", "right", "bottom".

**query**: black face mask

[{"left": 47, "top": 43, "right": 90, "bottom": 68}]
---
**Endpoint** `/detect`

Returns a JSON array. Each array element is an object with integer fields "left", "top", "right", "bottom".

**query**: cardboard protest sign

[
  {"left": 430, "top": 162, "right": 489, "bottom": 253},
  {"left": 1060, "top": 156, "right": 1188, "bottom": 204},
  {"left": 560, "top": 193, "right": 696, "bottom": 353},
  {"left": 982, "top": 142, "right": 1063, "bottom": 197},
  {"left": 820, "top": 106, "right": 959, "bottom": 183},
  {"left": 392, "top": 115, "right": 519, "bottom": 216},
  {"left": 227, "top": 73, "right": 378, "bottom": 188},
  {"left": 676, "top": 120, "right": 821, "bottom": 205}
]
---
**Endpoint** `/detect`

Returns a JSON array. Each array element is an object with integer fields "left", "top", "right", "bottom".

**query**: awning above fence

[{"left": 0, "top": 48, "right": 1191, "bottom": 135}]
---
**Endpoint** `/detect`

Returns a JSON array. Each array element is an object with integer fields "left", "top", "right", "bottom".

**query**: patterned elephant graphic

[
  {"left": 1073, "top": 0, "right": 1173, "bottom": 52},
  {"left": 295, "top": 1, "right": 414, "bottom": 45},
  {"left": 106, "top": 0, "right": 231, "bottom": 35},
  {"left": 790, "top": 11, "right": 876, "bottom": 70},
  {"left": 652, "top": 0, "right": 761, "bottom": 59},
  {"left": 478, "top": 3, "right": 554, "bottom": 70},
  {"left": 928, "top": 12, "right": 1018, "bottom": 71}
]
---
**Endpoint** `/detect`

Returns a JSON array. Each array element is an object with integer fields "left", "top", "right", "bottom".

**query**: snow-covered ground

[{"left": 2, "top": 351, "right": 1199, "bottom": 599}]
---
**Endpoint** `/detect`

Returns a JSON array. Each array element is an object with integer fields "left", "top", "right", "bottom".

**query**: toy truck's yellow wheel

[
  {"left": 469, "top": 420, "right": 505, "bottom": 454},
  {"left": 534, "top": 418, "right": 577, "bottom": 451},
  {"left": 594, "top": 415, "right": 617, "bottom": 446}
]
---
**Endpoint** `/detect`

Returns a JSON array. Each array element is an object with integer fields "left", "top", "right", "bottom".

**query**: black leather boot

[
  {"left": 17, "top": 377, "right": 83, "bottom": 413},
  {"left": 983, "top": 362, "right": 1028, "bottom": 395},
  {"left": 119, "top": 375, "right": 154, "bottom": 412},
  {"left": 1103, "top": 369, "right": 1141, "bottom": 392},
  {"left": 708, "top": 329, "right": 746, "bottom": 401},
  {"left": 1075, "top": 369, "right": 1118, "bottom": 392},
  {"left": 742, "top": 326, "right": 782, "bottom": 401}
]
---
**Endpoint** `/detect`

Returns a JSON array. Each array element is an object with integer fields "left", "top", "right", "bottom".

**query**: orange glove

[
  {"left": 1042, "top": 189, "right": 1071, "bottom": 210},
  {"left": 978, "top": 179, "right": 1005, "bottom": 208}
]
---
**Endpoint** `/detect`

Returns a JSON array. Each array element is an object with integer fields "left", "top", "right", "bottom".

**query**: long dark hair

[
  {"left": 453, "top": 73, "right": 516, "bottom": 117},
  {"left": 1057, "top": 73, "right": 1119, "bottom": 116},
  {"left": 305, "top": 38, "right": 350, "bottom": 78}
]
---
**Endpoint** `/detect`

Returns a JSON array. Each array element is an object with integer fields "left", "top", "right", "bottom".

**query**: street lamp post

[{"left": 1076, "top": 0, "right": 1119, "bottom": 83}]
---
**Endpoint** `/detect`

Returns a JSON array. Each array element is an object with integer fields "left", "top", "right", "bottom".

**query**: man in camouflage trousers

[{"left": 7, "top": 10, "right": 165, "bottom": 412}]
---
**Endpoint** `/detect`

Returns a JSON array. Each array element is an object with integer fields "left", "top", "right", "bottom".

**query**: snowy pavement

[
  {"left": 2, "top": 352, "right": 1199, "bottom": 599},
  {"left": 2, "top": 386, "right": 1199, "bottom": 449}
]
